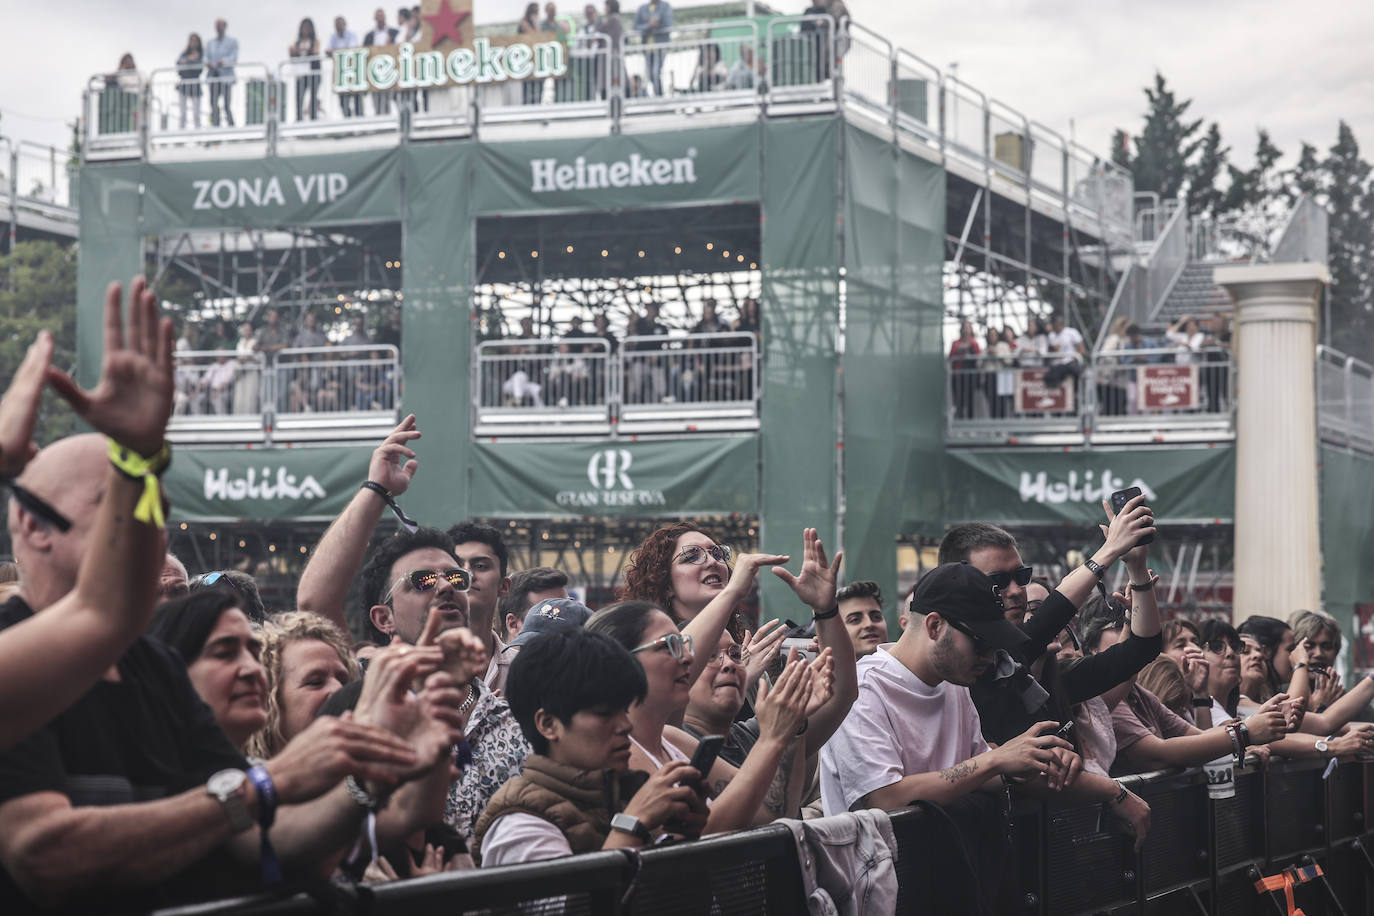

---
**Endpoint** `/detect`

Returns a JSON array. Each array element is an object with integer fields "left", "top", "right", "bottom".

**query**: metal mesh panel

[
  {"left": 1214, "top": 770, "right": 1265, "bottom": 868},
  {"left": 1266, "top": 766, "right": 1326, "bottom": 859},
  {"left": 1214, "top": 866, "right": 1261, "bottom": 916},
  {"left": 1322, "top": 844, "right": 1368, "bottom": 915},
  {"left": 626, "top": 859, "right": 768, "bottom": 915},
  {"left": 1044, "top": 806, "right": 1135, "bottom": 912},
  {"left": 1140, "top": 781, "right": 1209, "bottom": 892},
  {"left": 1327, "top": 763, "right": 1364, "bottom": 843}
]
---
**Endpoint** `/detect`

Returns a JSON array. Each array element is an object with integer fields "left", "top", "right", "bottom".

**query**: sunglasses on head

[
  {"left": 987, "top": 565, "right": 1034, "bottom": 590},
  {"left": 5, "top": 480, "right": 72, "bottom": 532},
  {"left": 632, "top": 631, "right": 695, "bottom": 659},
  {"left": 675, "top": 544, "right": 732, "bottom": 566},
  {"left": 383, "top": 567, "right": 471, "bottom": 603},
  {"left": 193, "top": 571, "right": 244, "bottom": 596}
]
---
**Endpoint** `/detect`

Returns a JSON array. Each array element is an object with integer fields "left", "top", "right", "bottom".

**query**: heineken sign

[
  {"left": 334, "top": 0, "right": 565, "bottom": 94},
  {"left": 531, "top": 150, "right": 698, "bottom": 193}
]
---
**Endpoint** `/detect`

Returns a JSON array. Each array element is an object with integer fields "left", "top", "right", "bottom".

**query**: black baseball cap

[{"left": 909, "top": 562, "right": 1028, "bottom": 651}]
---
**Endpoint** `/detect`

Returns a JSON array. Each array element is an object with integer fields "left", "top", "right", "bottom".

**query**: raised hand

[
  {"left": 754, "top": 654, "right": 814, "bottom": 744},
  {"left": 368, "top": 414, "right": 422, "bottom": 496},
  {"left": 802, "top": 647, "right": 835, "bottom": 718},
  {"left": 772, "top": 528, "right": 843, "bottom": 611},
  {"left": 46, "top": 277, "right": 174, "bottom": 457},
  {"left": 0, "top": 331, "right": 54, "bottom": 476},
  {"left": 417, "top": 610, "right": 489, "bottom": 685},
  {"left": 740, "top": 618, "right": 786, "bottom": 687},
  {"left": 354, "top": 642, "right": 443, "bottom": 737},
  {"left": 1311, "top": 669, "right": 1345, "bottom": 709},
  {"left": 1243, "top": 693, "right": 1291, "bottom": 744},
  {"left": 1180, "top": 645, "right": 1209, "bottom": 695},
  {"left": 1097, "top": 494, "right": 1154, "bottom": 565}
]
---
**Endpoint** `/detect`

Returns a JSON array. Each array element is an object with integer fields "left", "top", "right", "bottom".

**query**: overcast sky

[{"left": 1, "top": 0, "right": 1370, "bottom": 177}]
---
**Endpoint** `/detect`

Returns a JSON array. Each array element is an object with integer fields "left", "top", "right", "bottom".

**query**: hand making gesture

[{"left": 773, "top": 528, "right": 843, "bottom": 613}]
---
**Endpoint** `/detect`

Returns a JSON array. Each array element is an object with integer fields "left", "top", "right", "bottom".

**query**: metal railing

[
  {"left": 77, "top": 17, "right": 1131, "bottom": 246},
  {"left": 146, "top": 65, "right": 276, "bottom": 145},
  {"left": 167, "top": 344, "right": 400, "bottom": 445},
  {"left": 1318, "top": 345, "right": 1374, "bottom": 454},
  {"left": 473, "top": 331, "right": 760, "bottom": 437},
  {"left": 149, "top": 759, "right": 1374, "bottom": 916},
  {"left": 1097, "top": 199, "right": 1190, "bottom": 343},
  {"left": 948, "top": 346, "right": 1234, "bottom": 441}
]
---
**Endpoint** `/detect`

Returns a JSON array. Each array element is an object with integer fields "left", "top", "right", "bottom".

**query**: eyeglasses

[
  {"left": 943, "top": 617, "right": 991, "bottom": 655},
  {"left": 987, "top": 566, "right": 1034, "bottom": 590},
  {"left": 1204, "top": 637, "right": 1242, "bottom": 655},
  {"left": 705, "top": 644, "right": 744, "bottom": 666},
  {"left": 632, "top": 632, "right": 695, "bottom": 659},
  {"left": 4, "top": 480, "right": 72, "bottom": 532},
  {"left": 675, "top": 544, "right": 732, "bottom": 566},
  {"left": 383, "top": 567, "right": 472, "bottom": 603}
]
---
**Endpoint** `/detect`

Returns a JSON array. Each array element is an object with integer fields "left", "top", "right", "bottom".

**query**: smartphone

[
  {"left": 1055, "top": 720, "right": 1074, "bottom": 740},
  {"left": 1110, "top": 486, "right": 1155, "bottom": 546},
  {"left": 685, "top": 734, "right": 726, "bottom": 795},
  {"left": 782, "top": 636, "right": 818, "bottom": 662}
]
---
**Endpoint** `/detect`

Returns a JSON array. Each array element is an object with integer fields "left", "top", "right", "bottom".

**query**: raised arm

[
  {"left": 0, "top": 279, "right": 175, "bottom": 752},
  {"left": 1053, "top": 493, "right": 1155, "bottom": 611},
  {"left": 296, "top": 415, "right": 421, "bottom": 632},
  {"left": 681, "top": 551, "right": 788, "bottom": 690},
  {"left": 771, "top": 528, "right": 856, "bottom": 748}
]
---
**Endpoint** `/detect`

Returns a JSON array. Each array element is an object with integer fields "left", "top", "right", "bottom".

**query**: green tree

[
  {"left": 1322, "top": 121, "right": 1373, "bottom": 361},
  {"left": 1285, "top": 142, "right": 1323, "bottom": 203},
  {"left": 1113, "top": 73, "right": 1204, "bottom": 200},
  {"left": 1185, "top": 122, "right": 1229, "bottom": 217},
  {"left": 0, "top": 240, "right": 78, "bottom": 444}
]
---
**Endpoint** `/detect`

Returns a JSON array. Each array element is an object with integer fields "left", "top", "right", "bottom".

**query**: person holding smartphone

[{"left": 474, "top": 627, "right": 708, "bottom": 865}]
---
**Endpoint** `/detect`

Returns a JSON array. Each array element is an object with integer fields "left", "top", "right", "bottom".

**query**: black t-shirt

[{"left": 0, "top": 596, "right": 249, "bottom": 913}]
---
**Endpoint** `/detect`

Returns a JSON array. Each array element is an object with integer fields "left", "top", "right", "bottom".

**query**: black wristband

[
  {"left": 1191, "top": 697, "right": 1212, "bottom": 708},
  {"left": 1129, "top": 579, "right": 1155, "bottom": 591},
  {"left": 360, "top": 480, "right": 419, "bottom": 533},
  {"left": 1084, "top": 558, "right": 1107, "bottom": 579},
  {"left": 1110, "top": 785, "right": 1128, "bottom": 805},
  {"left": 813, "top": 605, "right": 839, "bottom": 620}
]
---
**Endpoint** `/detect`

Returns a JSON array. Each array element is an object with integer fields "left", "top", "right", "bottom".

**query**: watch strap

[
  {"left": 611, "top": 811, "right": 651, "bottom": 842},
  {"left": 207, "top": 769, "right": 253, "bottom": 834}
]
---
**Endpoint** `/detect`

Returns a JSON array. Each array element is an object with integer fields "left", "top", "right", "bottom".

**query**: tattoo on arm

[
  {"left": 938, "top": 759, "right": 978, "bottom": 783},
  {"left": 708, "top": 778, "right": 730, "bottom": 800},
  {"left": 762, "top": 748, "right": 798, "bottom": 818}
]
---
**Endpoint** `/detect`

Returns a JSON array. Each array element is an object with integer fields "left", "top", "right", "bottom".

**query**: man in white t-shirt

[
  {"left": 1046, "top": 314, "right": 1084, "bottom": 365},
  {"left": 821, "top": 562, "right": 1077, "bottom": 817}
]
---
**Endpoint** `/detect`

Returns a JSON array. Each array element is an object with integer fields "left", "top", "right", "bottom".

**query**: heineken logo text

[
  {"left": 333, "top": 40, "right": 565, "bottom": 94},
  {"left": 531, "top": 150, "right": 698, "bottom": 193},
  {"left": 204, "top": 467, "right": 327, "bottom": 501}
]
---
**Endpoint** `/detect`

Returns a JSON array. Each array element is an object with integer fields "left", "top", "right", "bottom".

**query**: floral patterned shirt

[{"left": 446, "top": 678, "right": 530, "bottom": 841}]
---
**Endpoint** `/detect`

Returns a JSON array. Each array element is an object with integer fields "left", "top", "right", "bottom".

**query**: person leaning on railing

[
  {"left": 176, "top": 34, "right": 205, "bottom": 129},
  {"left": 473, "top": 627, "right": 708, "bottom": 865}
]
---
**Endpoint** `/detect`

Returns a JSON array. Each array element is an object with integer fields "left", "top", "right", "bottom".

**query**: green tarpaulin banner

[
  {"left": 139, "top": 148, "right": 402, "bottom": 231},
  {"left": 165, "top": 446, "right": 373, "bottom": 521},
  {"left": 474, "top": 124, "right": 760, "bottom": 214},
  {"left": 944, "top": 445, "right": 1236, "bottom": 526},
  {"left": 469, "top": 436, "right": 758, "bottom": 517}
]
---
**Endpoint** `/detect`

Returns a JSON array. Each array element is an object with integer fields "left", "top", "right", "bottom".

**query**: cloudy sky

[{"left": 1, "top": 0, "right": 1370, "bottom": 175}]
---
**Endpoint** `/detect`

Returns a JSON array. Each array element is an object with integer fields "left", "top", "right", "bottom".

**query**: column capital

[{"left": 1214, "top": 262, "right": 1329, "bottom": 309}]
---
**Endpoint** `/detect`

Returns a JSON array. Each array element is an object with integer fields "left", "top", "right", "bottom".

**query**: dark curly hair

[
  {"left": 619, "top": 522, "right": 749, "bottom": 640},
  {"left": 619, "top": 522, "right": 720, "bottom": 620},
  {"left": 358, "top": 527, "right": 456, "bottom": 644}
]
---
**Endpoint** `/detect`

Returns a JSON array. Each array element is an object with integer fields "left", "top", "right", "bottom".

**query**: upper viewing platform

[{"left": 77, "top": 5, "right": 1133, "bottom": 248}]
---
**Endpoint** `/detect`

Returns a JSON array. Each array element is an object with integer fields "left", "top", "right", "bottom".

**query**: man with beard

[
  {"left": 820, "top": 563, "right": 1075, "bottom": 816},
  {"left": 836, "top": 580, "right": 887, "bottom": 658}
]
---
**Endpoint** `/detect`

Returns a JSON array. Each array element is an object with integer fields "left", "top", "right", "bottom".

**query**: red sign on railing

[
  {"left": 1137, "top": 365, "right": 1199, "bottom": 411},
  {"left": 1013, "top": 368, "right": 1075, "bottom": 413}
]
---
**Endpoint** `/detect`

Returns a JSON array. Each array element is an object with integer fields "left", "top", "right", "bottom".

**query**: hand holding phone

[
  {"left": 1109, "top": 486, "right": 1155, "bottom": 547},
  {"left": 683, "top": 735, "right": 725, "bottom": 797}
]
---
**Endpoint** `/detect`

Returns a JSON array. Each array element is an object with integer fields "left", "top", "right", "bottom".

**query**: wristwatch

[
  {"left": 610, "top": 811, "right": 651, "bottom": 842},
  {"left": 1316, "top": 735, "right": 1335, "bottom": 758},
  {"left": 206, "top": 768, "right": 254, "bottom": 833}
]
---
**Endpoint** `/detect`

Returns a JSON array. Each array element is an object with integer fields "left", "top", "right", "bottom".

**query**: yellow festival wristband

[{"left": 107, "top": 439, "right": 171, "bottom": 529}]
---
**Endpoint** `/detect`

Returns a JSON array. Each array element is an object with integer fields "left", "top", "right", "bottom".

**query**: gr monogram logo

[{"left": 587, "top": 449, "right": 633, "bottom": 490}]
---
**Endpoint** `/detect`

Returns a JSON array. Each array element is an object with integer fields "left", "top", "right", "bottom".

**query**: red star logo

[{"left": 423, "top": 0, "right": 471, "bottom": 48}]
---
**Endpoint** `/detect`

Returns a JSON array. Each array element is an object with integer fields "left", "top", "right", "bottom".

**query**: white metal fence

[{"left": 1318, "top": 345, "right": 1374, "bottom": 454}]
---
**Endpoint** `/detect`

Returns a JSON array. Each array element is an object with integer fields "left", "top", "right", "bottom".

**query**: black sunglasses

[
  {"left": 4, "top": 480, "right": 72, "bottom": 532},
  {"left": 1204, "top": 637, "right": 1242, "bottom": 655},
  {"left": 987, "top": 566, "right": 1034, "bottom": 590},
  {"left": 944, "top": 617, "right": 991, "bottom": 654}
]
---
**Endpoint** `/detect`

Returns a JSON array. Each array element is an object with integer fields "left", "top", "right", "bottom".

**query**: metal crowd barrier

[
  {"left": 947, "top": 347, "right": 1235, "bottom": 443},
  {"left": 167, "top": 344, "right": 400, "bottom": 445},
  {"left": 1318, "top": 345, "right": 1374, "bottom": 455},
  {"left": 473, "top": 332, "right": 760, "bottom": 438},
  {"left": 150, "top": 760, "right": 1374, "bottom": 916}
]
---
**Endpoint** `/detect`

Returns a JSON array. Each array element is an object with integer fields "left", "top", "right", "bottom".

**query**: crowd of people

[
  {"left": 105, "top": 0, "right": 853, "bottom": 130},
  {"left": 171, "top": 308, "right": 401, "bottom": 416},
  {"left": 0, "top": 275, "right": 1364, "bottom": 914},
  {"left": 948, "top": 311, "right": 1234, "bottom": 420},
  {"left": 487, "top": 299, "right": 759, "bottom": 408}
]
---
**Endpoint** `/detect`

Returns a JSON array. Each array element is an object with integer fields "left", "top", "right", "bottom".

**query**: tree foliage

[
  {"left": 1112, "top": 73, "right": 1204, "bottom": 200},
  {"left": 1322, "top": 122, "right": 1373, "bottom": 361},
  {"left": 0, "top": 240, "right": 77, "bottom": 445}
]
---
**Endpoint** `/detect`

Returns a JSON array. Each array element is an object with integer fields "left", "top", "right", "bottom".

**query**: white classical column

[{"left": 1216, "top": 263, "right": 1329, "bottom": 622}]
